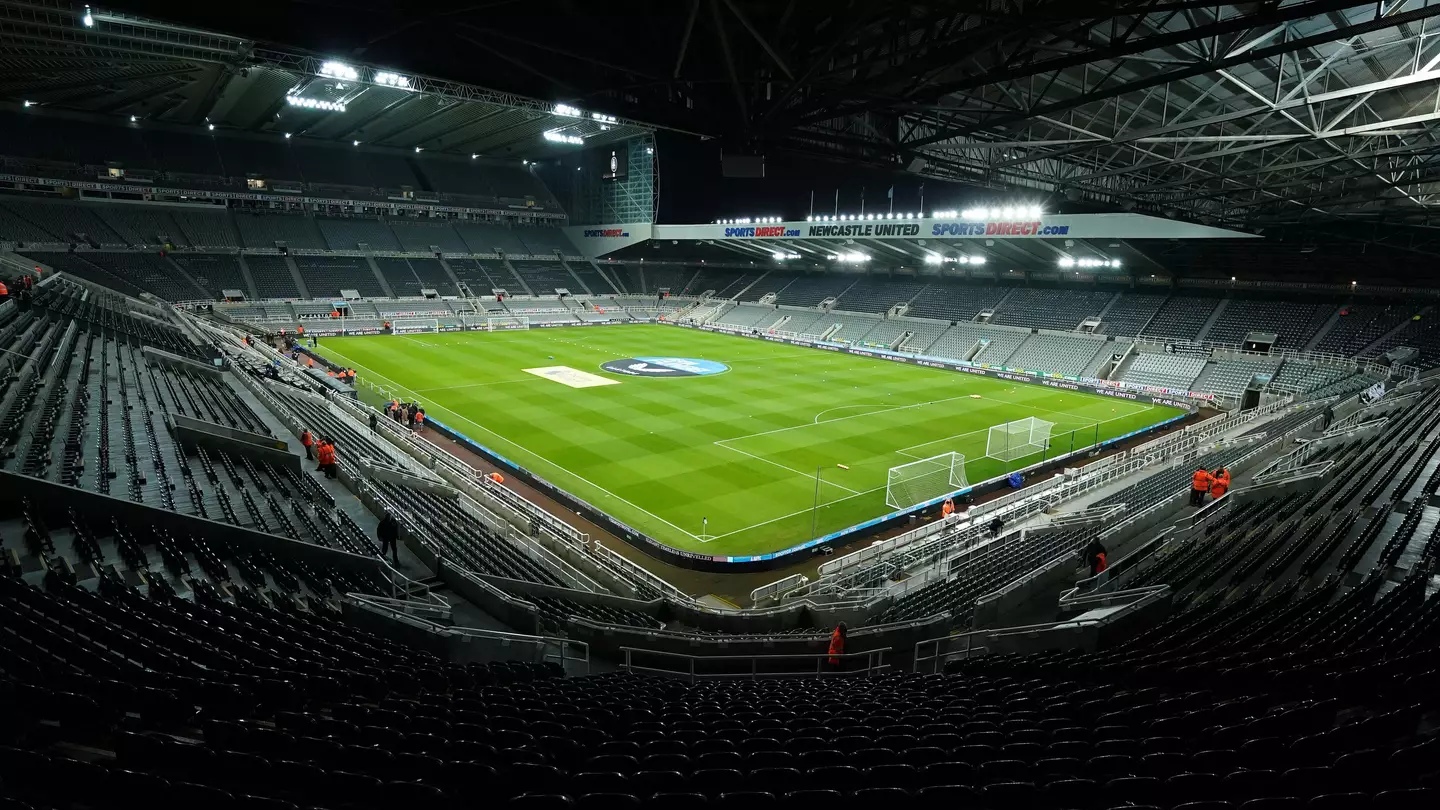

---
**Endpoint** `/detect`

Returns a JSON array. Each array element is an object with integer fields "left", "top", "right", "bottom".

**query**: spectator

[
  {"left": 299, "top": 429, "right": 314, "bottom": 461},
  {"left": 1191, "top": 467, "right": 1213, "bottom": 507},
  {"left": 828, "top": 622, "right": 847, "bottom": 670},
  {"left": 377, "top": 512, "right": 400, "bottom": 566},
  {"left": 414, "top": 408, "right": 426, "bottom": 433},
  {"left": 369, "top": 412, "right": 379, "bottom": 432},
  {"left": 1085, "top": 539, "right": 1107, "bottom": 577},
  {"left": 1210, "top": 467, "right": 1231, "bottom": 501},
  {"left": 989, "top": 517, "right": 1005, "bottom": 538}
]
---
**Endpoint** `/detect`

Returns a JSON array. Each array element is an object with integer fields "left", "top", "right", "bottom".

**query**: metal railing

[
  {"left": 346, "top": 594, "right": 590, "bottom": 673},
  {"left": 619, "top": 647, "right": 892, "bottom": 682}
]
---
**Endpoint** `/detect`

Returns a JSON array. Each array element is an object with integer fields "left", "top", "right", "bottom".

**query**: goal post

[
  {"left": 391, "top": 318, "right": 439, "bottom": 334},
  {"left": 885, "top": 452, "right": 969, "bottom": 511},
  {"left": 487, "top": 315, "right": 531, "bottom": 331},
  {"left": 985, "top": 417, "right": 1055, "bottom": 463}
]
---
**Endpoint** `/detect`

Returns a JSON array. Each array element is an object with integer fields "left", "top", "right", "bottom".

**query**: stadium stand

[
  {"left": 1004, "top": 334, "right": 1109, "bottom": 376},
  {"left": 569, "top": 263, "right": 618, "bottom": 295},
  {"left": 2, "top": 199, "right": 125, "bottom": 247},
  {"left": 1142, "top": 294, "right": 1221, "bottom": 339},
  {"left": 373, "top": 258, "right": 426, "bottom": 297},
  {"left": 407, "top": 258, "right": 459, "bottom": 296},
  {"left": 26, "top": 252, "right": 148, "bottom": 299},
  {"left": 776, "top": 274, "right": 857, "bottom": 306},
  {"left": 387, "top": 218, "right": 471, "bottom": 253},
  {"left": 1192, "top": 355, "right": 1284, "bottom": 399},
  {"left": 169, "top": 207, "right": 241, "bottom": 249},
  {"left": 738, "top": 272, "right": 797, "bottom": 302},
  {"left": 0, "top": 200, "right": 66, "bottom": 245},
  {"left": 233, "top": 211, "right": 327, "bottom": 250},
  {"left": 294, "top": 256, "right": 385, "bottom": 298},
  {"left": 1270, "top": 359, "right": 1353, "bottom": 395},
  {"left": 1204, "top": 297, "right": 1337, "bottom": 349},
  {"left": 245, "top": 255, "right": 303, "bottom": 299},
  {"left": 82, "top": 252, "right": 208, "bottom": 302},
  {"left": 1098, "top": 291, "right": 1167, "bottom": 335},
  {"left": 926, "top": 323, "right": 1028, "bottom": 364},
  {"left": 1313, "top": 303, "right": 1418, "bottom": 356},
  {"left": 1118, "top": 352, "right": 1208, "bottom": 390},
  {"left": 1369, "top": 314, "right": 1440, "bottom": 368},
  {"left": 94, "top": 204, "right": 183, "bottom": 248},
  {"left": 643, "top": 266, "right": 694, "bottom": 294},
  {"left": 446, "top": 258, "right": 504, "bottom": 292},
  {"left": 991, "top": 288, "right": 1114, "bottom": 330},
  {"left": 317, "top": 216, "right": 402, "bottom": 251},
  {"left": 714, "top": 302, "right": 778, "bottom": 329},
  {"left": 836, "top": 277, "right": 929, "bottom": 313},
  {"left": 510, "top": 261, "right": 577, "bottom": 295},
  {"left": 455, "top": 222, "right": 529, "bottom": 255},
  {"left": 906, "top": 282, "right": 1010, "bottom": 322},
  {"left": 683, "top": 268, "right": 748, "bottom": 296},
  {"left": 170, "top": 254, "right": 250, "bottom": 298},
  {"left": 363, "top": 152, "right": 421, "bottom": 190},
  {"left": 517, "top": 227, "right": 578, "bottom": 257}
]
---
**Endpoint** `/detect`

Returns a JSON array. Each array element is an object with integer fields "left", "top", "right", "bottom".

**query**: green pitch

[{"left": 316, "top": 325, "right": 1184, "bottom": 558}]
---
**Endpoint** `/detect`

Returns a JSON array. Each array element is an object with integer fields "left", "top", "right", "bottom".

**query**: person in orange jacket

[
  {"left": 1210, "top": 467, "right": 1231, "bottom": 500},
  {"left": 1190, "top": 468, "right": 1212, "bottom": 507},
  {"left": 299, "top": 429, "right": 314, "bottom": 461},
  {"left": 828, "top": 622, "right": 847, "bottom": 669}
]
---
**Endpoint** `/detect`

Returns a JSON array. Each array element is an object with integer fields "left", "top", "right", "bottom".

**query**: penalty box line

[
  {"left": 317, "top": 347, "right": 711, "bottom": 544},
  {"left": 894, "top": 403, "right": 1157, "bottom": 459}
]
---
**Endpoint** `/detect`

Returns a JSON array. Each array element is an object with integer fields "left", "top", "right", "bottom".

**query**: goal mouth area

[
  {"left": 985, "top": 416, "right": 1056, "bottom": 463},
  {"left": 885, "top": 451, "right": 969, "bottom": 511}
]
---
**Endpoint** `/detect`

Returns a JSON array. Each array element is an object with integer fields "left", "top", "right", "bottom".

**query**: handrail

[
  {"left": 618, "top": 646, "right": 892, "bottom": 682},
  {"left": 345, "top": 593, "right": 590, "bottom": 673}
]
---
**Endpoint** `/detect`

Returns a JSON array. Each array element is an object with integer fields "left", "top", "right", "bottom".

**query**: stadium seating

[
  {"left": 0, "top": 201, "right": 67, "bottom": 245},
  {"left": 374, "top": 258, "right": 426, "bottom": 297},
  {"left": 407, "top": 258, "right": 459, "bottom": 296},
  {"left": 684, "top": 269, "right": 749, "bottom": 297},
  {"left": 776, "top": 274, "right": 859, "bottom": 307},
  {"left": 905, "top": 282, "right": 1010, "bottom": 322},
  {"left": 1099, "top": 292, "right": 1167, "bottom": 335},
  {"left": 1204, "top": 298, "right": 1336, "bottom": 349},
  {"left": 1313, "top": 303, "right": 1417, "bottom": 356},
  {"left": 715, "top": 303, "right": 779, "bottom": 329},
  {"left": 294, "top": 256, "right": 385, "bottom": 298},
  {"left": 1192, "top": 356, "right": 1283, "bottom": 398},
  {"left": 991, "top": 288, "right": 1115, "bottom": 331},
  {"left": 245, "top": 255, "right": 303, "bottom": 299},
  {"left": 925, "top": 323, "right": 1028, "bottom": 364},
  {"left": 1004, "top": 334, "right": 1109, "bottom": 376},
  {"left": 169, "top": 207, "right": 241, "bottom": 249},
  {"left": 510, "top": 262, "right": 577, "bottom": 295},
  {"left": 517, "top": 227, "right": 578, "bottom": 257},
  {"left": 836, "top": 277, "right": 929, "bottom": 313},
  {"left": 1143, "top": 295, "right": 1221, "bottom": 339},
  {"left": 1118, "top": 352, "right": 1208, "bottom": 390},
  {"left": 95, "top": 204, "right": 184, "bottom": 247},
  {"left": 738, "top": 272, "right": 799, "bottom": 302},
  {"left": 388, "top": 218, "right": 471, "bottom": 253},
  {"left": 2, "top": 199, "right": 126, "bottom": 246},
  {"left": 1270, "top": 360, "right": 1353, "bottom": 396},
  {"left": 83, "top": 252, "right": 208, "bottom": 302},
  {"left": 569, "top": 264, "right": 620, "bottom": 295},
  {"left": 455, "top": 222, "right": 530, "bottom": 255},
  {"left": 234, "top": 211, "right": 327, "bottom": 250},
  {"left": 317, "top": 216, "right": 402, "bottom": 251}
]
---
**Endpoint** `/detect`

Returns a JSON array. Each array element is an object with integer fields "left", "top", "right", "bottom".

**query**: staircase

[
  {"left": 364, "top": 256, "right": 397, "bottom": 298},
  {"left": 234, "top": 255, "right": 262, "bottom": 300},
  {"left": 281, "top": 255, "right": 311, "bottom": 299},
  {"left": 1193, "top": 298, "right": 1229, "bottom": 342}
]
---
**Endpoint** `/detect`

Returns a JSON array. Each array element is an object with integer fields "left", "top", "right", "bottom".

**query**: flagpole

[
  {"left": 920, "top": 184, "right": 925, "bottom": 217},
  {"left": 860, "top": 186, "right": 865, "bottom": 216},
  {"left": 833, "top": 189, "right": 839, "bottom": 218},
  {"left": 888, "top": 186, "right": 894, "bottom": 216},
  {"left": 808, "top": 190, "right": 814, "bottom": 219}
]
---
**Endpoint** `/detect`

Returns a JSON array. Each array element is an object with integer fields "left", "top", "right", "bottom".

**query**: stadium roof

[
  {"left": 11, "top": 1, "right": 1440, "bottom": 242},
  {"left": 0, "top": 0, "right": 654, "bottom": 161}
]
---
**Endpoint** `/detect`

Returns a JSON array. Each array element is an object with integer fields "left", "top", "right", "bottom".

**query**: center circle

[{"left": 599, "top": 357, "right": 730, "bottom": 378}]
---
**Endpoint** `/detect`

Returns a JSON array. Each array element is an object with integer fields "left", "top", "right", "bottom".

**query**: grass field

[{"left": 316, "top": 325, "right": 1185, "bottom": 557}]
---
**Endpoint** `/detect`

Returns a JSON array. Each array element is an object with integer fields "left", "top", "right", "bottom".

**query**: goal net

[
  {"left": 488, "top": 315, "right": 531, "bottom": 331},
  {"left": 986, "top": 417, "right": 1055, "bottom": 463},
  {"left": 392, "top": 318, "right": 439, "bottom": 334},
  {"left": 886, "top": 452, "right": 969, "bottom": 511}
]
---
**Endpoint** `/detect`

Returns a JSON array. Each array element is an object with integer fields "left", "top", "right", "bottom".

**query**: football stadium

[{"left": 2, "top": 1, "right": 1440, "bottom": 807}]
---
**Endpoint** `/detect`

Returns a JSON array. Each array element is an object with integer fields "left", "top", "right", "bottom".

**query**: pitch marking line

[
  {"left": 711, "top": 441, "right": 862, "bottom": 495},
  {"left": 892, "top": 404, "right": 1156, "bottom": 459},
  {"left": 316, "top": 346, "right": 710, "bottom": 544},
  {"left": 415, "top": 378, "right": 537, "bottom": 393}
]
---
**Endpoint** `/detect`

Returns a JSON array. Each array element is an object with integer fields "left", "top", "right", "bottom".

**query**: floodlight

[
  {"left": 1002, "top": 207, "right": 1015, "bottom": 218},
  {"left": 374, "top": 71, "right": 413, "bottom": 90},
  {"left": 284, "top": 132, "right": 291, "bottom": 139},
  {"left": 924, "top": 254, "right": 942, "bottom": 264},
  {"left": 207, "top": 123, "right": 215, "bottom": 131},
  {"left": 1110, "top": 259, "right": 1122, "bottom": 268},
  {"left": 415, "top": 146, "right": 423, "bottom": 153},
  {"left": 82, "top": 6, "right": 93, "bottom": 27},
  {"left": 1058, "top": 257, "right": 1075, "bottom": 268},
  {"left": 22, "top": 100, "right": 32, "bottom": 108},
  {"left": 972, "top": 256, "right": 986, "bottom": 265},
  {"left": 129, "top": 115, "right": 136, "bottom": 122},
  {"left": 806, "top": 216, "right": 813, "bottom": 222},
  {"left": 471, "top": 153, "right": 477, "bottom": 159},
  {"left": 645, "top": 147, "right": 654, "bottom": 155},
  {"left": 554, "top": 103, "right": 583, "bottom": 117},
  {"left": 542, "top": 130, "right": 584, "bottom": 145},
  {"left": 319, "top": 61, "right": 359, "bottom": 81}
]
